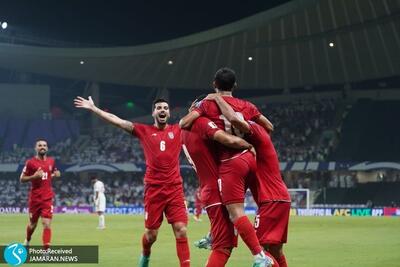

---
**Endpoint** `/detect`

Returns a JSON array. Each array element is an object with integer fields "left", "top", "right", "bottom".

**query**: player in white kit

[{"left": 92, "top": 177, "right": 106, "bottom": 229}]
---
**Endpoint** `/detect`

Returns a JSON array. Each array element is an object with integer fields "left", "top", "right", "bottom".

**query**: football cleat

[
  {"left": 138, "top": 254, "right": 150, "bottom": 267},
  {"left": 194, "top": 233, "right": 212, "bottom": 250}
]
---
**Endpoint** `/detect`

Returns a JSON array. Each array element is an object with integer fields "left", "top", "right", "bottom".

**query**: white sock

[{"left": 99, "top": 215, "right": 105, "bottom": 228}]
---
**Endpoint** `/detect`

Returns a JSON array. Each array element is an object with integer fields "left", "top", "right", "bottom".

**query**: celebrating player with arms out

[
  {"left": 74, "top": 96, "right": 190, "bottom": 267},
  {"left": 21, "top": 139, "right": 61, "bottom": 249},
  {"left": 211, "top": 93, "right": 291, "bottom": 267}
]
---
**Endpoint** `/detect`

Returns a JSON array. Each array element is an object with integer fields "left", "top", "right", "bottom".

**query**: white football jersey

[{"left": 93, "top": 180, "right": 105, "bottom": 195}]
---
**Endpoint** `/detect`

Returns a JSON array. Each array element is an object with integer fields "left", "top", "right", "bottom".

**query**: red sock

[
  {"left": 176, "top": 237, "right": 190, "bottom": 267},
  {"left": 42, "top": 228, "right": 51, "bottom": 249},
  {"left": 142, "top": 234, "right": 152, "bottom": 257},
  {"left": 26, "top": 225, "right": 34, "bottom": 242},
  {"left": 206, "top": 249, "right": 230, "bottom": 267},
  {"left": 276, "top": 254, "right": 288, "bottom": 267},
  {"left": 233, "top": 216, "right": 263, "bottom": 255}
]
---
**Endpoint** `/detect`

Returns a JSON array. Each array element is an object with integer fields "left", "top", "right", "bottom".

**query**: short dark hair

[
  {"left": 214, "top": 67, "right": 236, "bottom": 91},
  {"left": 35, "top": 138, "right": 47, "bottom": 145},
  {"left": 152, "top": 98, "right": 169, "bottom": 109}
]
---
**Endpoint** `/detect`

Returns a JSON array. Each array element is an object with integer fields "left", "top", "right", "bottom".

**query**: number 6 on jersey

[{"left": 160, "top": 140, "right": 166, "bottom": 151}]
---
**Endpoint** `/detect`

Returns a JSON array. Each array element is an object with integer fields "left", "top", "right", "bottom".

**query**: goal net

[{"left": 288, "top": 188, "right": 310, "bottom": 209}]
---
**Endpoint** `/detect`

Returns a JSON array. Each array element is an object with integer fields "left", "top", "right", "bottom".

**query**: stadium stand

[
  {"left": 314, "top": 181, "right": 400, "bottom": 207},
  {"left": 0, "top": 172, "right": 199, "bottom": 208},
  {"left": 332, "top": 99, "right": 400, "bottom": 161},
  {"left": 0, "top": 98, "right": 340, "bottom": 164}
]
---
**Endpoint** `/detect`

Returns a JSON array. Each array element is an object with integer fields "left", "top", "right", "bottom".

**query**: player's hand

[
  {"left": 205, "top": 93, "right": 220, "bottom": 100},
  {"left": 188, "top": 101, "right": 196, "bottom": 112},
  {"left": 52, "top": 170, "right": 61, "bottom": 178},
  {"left": 249, "top": 146, "right": 257, "bottom": 158},
  {"left": 34, "top": 167, "right": 44, "bottom": 179},
  {"left": 74, "top": 96, "right": 96, "bottom": 111}
]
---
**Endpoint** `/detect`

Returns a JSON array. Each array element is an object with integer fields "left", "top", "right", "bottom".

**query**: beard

[
  {"left": 155, "top": 113, "right": 169, "bottom": 125},
  {"left": 156, "top": 117, "right": 168, "bottom": 125},
  {"left": 38, "top": 150, "right": 47, "bottom": 156}
]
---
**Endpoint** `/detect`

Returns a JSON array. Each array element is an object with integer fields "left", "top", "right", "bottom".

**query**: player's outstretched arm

[
  {"left": 20, "top": 167, "right": 43, "bottom": 183},
  {"left": 74, "top": 96, "right": 133, "bottom": 134},
  {"left": 213, "top": 130, "right": 253, "bottom": 150},
  {"left": 179, "top": 110, "right": 200, "bottom": 129}
]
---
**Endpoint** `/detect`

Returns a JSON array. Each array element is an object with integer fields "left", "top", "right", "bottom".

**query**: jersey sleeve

[
  {"left": 192, "top": 100, "right": 208, "bottom": 116},
  {"left": 246, "top": 101, "right": 262, "bottom": 120},
  {"left": 22, "top": 160, "right": 34, "bottom": 176},
  {"left": 192, "top": 117, "right": 220, "bottom": 140},
  {"left": 132, "top": 123, "right": 146, "bottom": 138}
]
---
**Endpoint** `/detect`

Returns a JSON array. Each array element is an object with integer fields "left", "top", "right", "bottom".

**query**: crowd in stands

[
  {"left": 0, "top": 172, "right": 198, "bottom": 208},
  {"left": 259, "top": 99, "right": 337, "bottom": 162},
  {"left": 0, "top": 138, "right": 71, "bottom": 164},
  {"left": 0, "top": 99, "right": 338, "bottom": 165}
]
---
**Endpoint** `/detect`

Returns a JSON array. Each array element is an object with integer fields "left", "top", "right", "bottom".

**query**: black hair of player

[
  {"left": 152, "top": 98, "right": 169, "bottom": 110},
  {"left": 214, "top": 67, "right": 236, "bottom": 91},
  {"left": 35, "top": 138, "right": 48, "bottom": 146}
]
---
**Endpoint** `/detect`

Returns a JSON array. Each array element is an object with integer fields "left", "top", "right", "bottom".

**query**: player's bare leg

[
  {"left": 226, "top": 203, "right": 273, "bottom": 267},
  {"left": 264, "top": 244, "right": 287, "bottom": 267},
  {"left": 97, "top": 211, "right": 105, "bottom": 229},
  {"left": 139, "top": 228, "right": 158, "bottom": 267},
  {"left": 193, "top": 206, "right": 202, "bottom": 222},
  {"left": 24, "top": 220, "right": 38, "bottom": 246},
  {"left": 172, "top": 222, "right": 190, "bottom": 267},
  {"left": 42, "top": 218, "right": 52, "bottom": 250}
]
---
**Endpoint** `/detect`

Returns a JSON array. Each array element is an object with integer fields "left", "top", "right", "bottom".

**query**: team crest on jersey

[{"left": 168, "top": 132, "right": 174, "bottom": 139}]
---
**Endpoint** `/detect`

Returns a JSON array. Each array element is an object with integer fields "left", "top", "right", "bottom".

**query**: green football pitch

[{"left": 1, "top": 214, "right": 399, "bottom": 267}]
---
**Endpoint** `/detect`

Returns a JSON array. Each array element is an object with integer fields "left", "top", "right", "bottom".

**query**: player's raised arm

[
  {"left": 74, "top": 96, "right": 133, "bottom": 134},
  {"left": 179, "top": 110, "right": 200, "bottom": 129}
]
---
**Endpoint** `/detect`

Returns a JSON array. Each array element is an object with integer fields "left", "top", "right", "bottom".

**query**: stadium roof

[{"left": 0, "top": 0, "right": 399, "bottom": 90}]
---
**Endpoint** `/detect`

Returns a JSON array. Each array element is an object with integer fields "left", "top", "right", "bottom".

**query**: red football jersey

[
  {"left": 194, "top": 96, "right": 261, "bottom": 160},
  {"left": 22, "top": 157, "right": 56, "bottom": 202},
  {"left": 246, "top": 121, "right": 290, "bottom": 202},
  {"left": 181, "top": 117, "right": 221, "bottom": 207},
  {"left": 133, "top": 123, "right": 182, "bottom": 185}
]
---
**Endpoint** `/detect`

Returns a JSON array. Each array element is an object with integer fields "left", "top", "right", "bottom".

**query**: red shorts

[
  {"left": 218, "top": 151, "right": 257, "bottom": 205},
  {"left": 206, "top": 204, "right": 238, "bottom": 250},
  {"left": 255, "top": 201, "right": 290, "bottom": 245},
  {"left": 144, "top": 184, "right": 188, "bottom": 230},
  {"left": 29, "top": 200, "right": 53, "bottom": 223}
]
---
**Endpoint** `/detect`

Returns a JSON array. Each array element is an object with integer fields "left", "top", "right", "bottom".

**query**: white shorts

[{"left": 95, "top": 194, "right": 106, "bottom": 212}]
